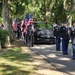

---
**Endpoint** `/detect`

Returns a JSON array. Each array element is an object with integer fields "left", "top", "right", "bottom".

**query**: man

[
  {"left": 53, "top": 21, "right": 61, "bottom": 51},
  {"left": 61, "top": 21, "right": 70, "bottom": 55},
  {"left": 17, "top": 23, "right": 21, "bottom": 39},
  {"left": 26, "top": 24, "right": 35, "bottom": 47},
  {"left": 23, "top": 25, "right": 28, "bottom": 45},
  {"left": 70, "top": 20, "right": 75, "bottom": 59}
]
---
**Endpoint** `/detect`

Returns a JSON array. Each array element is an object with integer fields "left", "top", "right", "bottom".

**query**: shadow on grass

[
  {"left": 0, "top": 47, "right": 31, "bottom": 62},
  {"left": 0, "top": 64, "right": 30, "bottom": 75},
  {"left": 0, "top": 47, "right": 33, "bottom": 75}
]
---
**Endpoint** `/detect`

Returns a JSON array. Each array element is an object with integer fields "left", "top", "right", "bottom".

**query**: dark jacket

[
  {"left": 27, "top": 25, "right": 34, "bottom": 35},
  {"left": 53, "top": 25, "right": 61, "bottom": 38},
  {"left": 60, "top": 26, "right": 70, "bottom": 39},
  {"left": 70, "top": 26, "right": 75, "bottom": 44},
  {"left": 70, "top": 26, "right": 75, "bottom": 38}
]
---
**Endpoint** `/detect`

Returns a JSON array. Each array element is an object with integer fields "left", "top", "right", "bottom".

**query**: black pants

[
  {"left": 17, "top": 31, "right": 21, "bottom": 39},
  {"left": 26, "top": 34, "right": 34, "bottom": 47},
  {"left": 23, "top": 33, "right": 27, "bottom": 44}
]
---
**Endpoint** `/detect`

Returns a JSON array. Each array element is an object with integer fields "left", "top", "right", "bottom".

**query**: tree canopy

[{"left": 0, "top": 0, "right": 75, "bottom": 25}]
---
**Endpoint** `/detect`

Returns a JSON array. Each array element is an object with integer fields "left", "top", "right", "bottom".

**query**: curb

[{"left": 28, "top": 47, "right": 64, "bottom": 75}]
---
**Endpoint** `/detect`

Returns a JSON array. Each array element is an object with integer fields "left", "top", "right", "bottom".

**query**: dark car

[{"left": 34, "top": 22, "right": 55, "bottom": 44}]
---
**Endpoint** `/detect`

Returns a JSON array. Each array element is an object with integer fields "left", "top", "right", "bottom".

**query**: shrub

[{"left": 0, "top": 29, "right": 9, "bottom": 47}]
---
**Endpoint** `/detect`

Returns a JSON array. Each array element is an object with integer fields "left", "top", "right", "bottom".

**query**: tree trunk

[
  {"left": 67, "top": 15, "right": 72, "bottom": 26},
  {"left": 43, "top": 0, "right": 55, "bottom": 22},
  {"left": 43, "top": 0, "right": 46, "bottom": 21},
  {"left": 63, "top": 0, "right": 73, "bottom": 26},
  {"left": 68, "top": 0, "right": 75, "bottom": 26},
  {"left": 2, "top": 0, "right": 14, "bottom": 43},
  {"left": 63, "top": 0, "right": 67, "bottom": 10},
  {"left": 47, "top": 0, "right": 55, "bottom": 20},
  {"left": 2, "top": 0, "right": 8, "bottom": 30},
  {"left": 71, "top": 0, "right": 75, "bottom": 12}
]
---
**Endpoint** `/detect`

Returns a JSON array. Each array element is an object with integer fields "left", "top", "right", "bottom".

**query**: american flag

[{"left": 25, "top": 13, "right": 33, "bottom": 26}]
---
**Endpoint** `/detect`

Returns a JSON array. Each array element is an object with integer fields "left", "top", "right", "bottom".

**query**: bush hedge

[{"left": 0, "top": 29, "right": 9, "bottom": 47}]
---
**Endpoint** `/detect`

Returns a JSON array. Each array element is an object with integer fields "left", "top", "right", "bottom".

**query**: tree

[
  {"left": 63, "top": 0, "right": 73, "bottom": 26},
  {"left": 2, "top": 0, "right": 13, "bottom": 42},
  {"left": 51, "top": 0, "right": 67, "bottom": 23},
  {"left": 40, "top": 0, "right": 55, "bottom": 22}
]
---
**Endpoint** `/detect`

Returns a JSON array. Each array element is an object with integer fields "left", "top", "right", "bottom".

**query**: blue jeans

[
  {"left": 56, "top": 38, "right": 60, "bottom": 50},
  {"left": 62, "top": 39, "right": 69, "bottom": 54},
  {"left": 72, "top": 44, "right": 75, "bottom": 58}
]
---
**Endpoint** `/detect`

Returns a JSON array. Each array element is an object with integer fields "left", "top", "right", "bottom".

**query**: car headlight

[
  {"left": 37, "top": 31, "right": 44, "bottom": 35},
  {"left": 37, "top": 31, "right": 41, "bottom": 35},
  {"left": 40, "top": 31, "right": 44, "bottom": 34}
]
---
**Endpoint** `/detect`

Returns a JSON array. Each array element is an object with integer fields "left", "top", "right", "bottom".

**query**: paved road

[{"left": 30, "top": 43, "right": 75, "bottom": 75}]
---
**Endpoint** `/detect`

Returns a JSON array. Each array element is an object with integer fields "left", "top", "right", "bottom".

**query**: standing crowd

[
  {"left": 53, "top": 20, "right": 75, "bottom": 59},
  {"left": 12, "top": 18, "right": 35, "bottom": 47}
]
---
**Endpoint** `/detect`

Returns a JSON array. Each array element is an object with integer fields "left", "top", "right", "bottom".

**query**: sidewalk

[
  {"left": 18, "top": 40, "right": 64, "bottom": 75},
  {"left": 28, "top": 47, "right": 64, "bottom": 75}
]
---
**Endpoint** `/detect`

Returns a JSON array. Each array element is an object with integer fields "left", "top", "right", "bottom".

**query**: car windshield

[{"left": 34, "top": 22, "right": 53, "bottom": 30}]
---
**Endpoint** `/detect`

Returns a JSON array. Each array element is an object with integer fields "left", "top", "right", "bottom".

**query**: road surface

[{"left": 30, "top": 43, "right": 75, "bottom": 75}]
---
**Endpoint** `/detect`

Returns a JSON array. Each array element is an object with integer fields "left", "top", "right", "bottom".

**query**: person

[
  {"left": 26, "top": 24, "right": 35, "bottom": 47},
  {"left": 70, "top": 20, "right": 75, "bottom": 59},
  {"left": 22, "top": 24, "right": 28, "bottom": 45},
  {"left": 20, "top": 19, "right": 28, "bottom": 44},
  {"left": 20, "top": 20, "right": 25, "bottom": 40},
  {"left": 17, "top": 23, "right": 21, "bottom": 39},
  {"left": 53, "top": 21, "right": 61, "bottom": 51},
  {"left": 61, "top": 21, "right": 70, "bottom": 55}
]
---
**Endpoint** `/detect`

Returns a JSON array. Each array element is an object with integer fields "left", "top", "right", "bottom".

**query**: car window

[{"left": 34, "top": 23, "right": 53, "bottom": 30}]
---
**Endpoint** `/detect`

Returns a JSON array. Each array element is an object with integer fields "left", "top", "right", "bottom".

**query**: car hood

[{"left": 39, "top": 30, "right": 53, "bottom": 35}]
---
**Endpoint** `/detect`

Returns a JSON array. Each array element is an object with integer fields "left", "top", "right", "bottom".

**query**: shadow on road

[{"left": 30, "top": 44, "right": 75, "bottom": 75}]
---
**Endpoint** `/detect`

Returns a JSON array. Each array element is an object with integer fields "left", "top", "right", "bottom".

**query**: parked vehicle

[{"left": 34, "top": 22, "right": 55, "bottom": 44}]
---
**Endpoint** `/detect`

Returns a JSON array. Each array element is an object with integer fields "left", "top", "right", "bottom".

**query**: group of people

[
  {"left": 21, "top": 21, "right": 35, "bottom": 47},
  {"left": 12, "top": 18, "right": 75, "bottom": 59},
  {"left": 12, "top": 19, "right": 35, "bottom": 47},
  {"left": 53, "top": 20, "right": 75, "bottom": 59}
]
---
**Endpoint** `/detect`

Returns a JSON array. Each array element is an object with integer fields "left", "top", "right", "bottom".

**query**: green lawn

[{"left": 0, "top": 47, "right": 35, "bottom": 75}]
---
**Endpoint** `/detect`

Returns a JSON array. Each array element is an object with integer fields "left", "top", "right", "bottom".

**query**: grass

[{"left": 0, "top": 47, "right": 35, "bottom": 75}]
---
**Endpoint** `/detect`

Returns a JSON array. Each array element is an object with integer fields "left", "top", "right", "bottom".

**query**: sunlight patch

[
  {"left": 47, "top": 54, "right": 57, "bottom": 58},
  {"left": 58, "top": 57, "right": 71, "bottom": 61}
]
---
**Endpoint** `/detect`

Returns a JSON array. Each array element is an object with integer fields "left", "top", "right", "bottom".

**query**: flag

[
  {"left": 21, "top": 13, "right": 34, "bottom": 34},
  {"left": 25, "top": 13, "right": 33, "bottom": 26}
]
